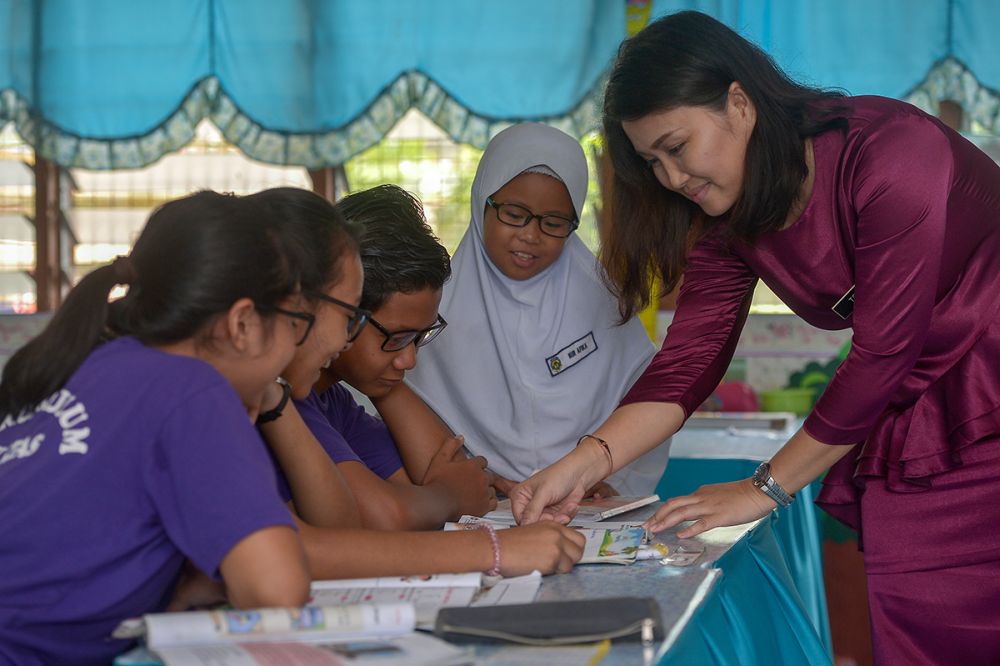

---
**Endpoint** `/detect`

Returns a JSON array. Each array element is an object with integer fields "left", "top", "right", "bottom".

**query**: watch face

[{"left": 752, "top": 462, "right": 770, "bottom": 486}]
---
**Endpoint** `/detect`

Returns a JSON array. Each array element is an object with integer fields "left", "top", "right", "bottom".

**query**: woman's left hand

[{"left": 643, "top": 478, "right": 776, "bottom": 538}]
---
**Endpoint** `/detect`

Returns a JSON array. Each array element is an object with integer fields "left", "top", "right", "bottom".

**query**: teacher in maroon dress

[{"left": 510, "top": 10, "right": 1000, "bottom": 663}]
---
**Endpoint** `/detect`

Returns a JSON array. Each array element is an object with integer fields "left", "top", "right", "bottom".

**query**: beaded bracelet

[
  {"left": 577, "top": 433, "right": 614, "bottom": 477},
  {"left": 474, "top": 523, "right": 502, "bottom": 576}
]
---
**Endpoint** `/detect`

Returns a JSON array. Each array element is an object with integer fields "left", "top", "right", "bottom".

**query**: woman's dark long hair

[
  {"left": 0, "top": 188, "right": 354, "bottom": 420},
  {"left": 602, "top": 10, "right": 848, "bottom": 320}
]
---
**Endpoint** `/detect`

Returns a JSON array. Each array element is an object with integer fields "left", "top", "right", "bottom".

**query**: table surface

[
  {"left": 657, "top": 418, "right": 833, "bottom": 652},
  {"left": 117, "top": 422, "right": 829, "bottom": 666},
  {"left": 476, "top": 501, "right": 829, "bottom": 665},
  {"left": 116, "top": 505, "right": 828, "bottom": 666},
  {"left": 474, "top": 503, "right": 757, "bottom": 665},
  {"left": 659, "top": 421, "right": 833, "bottom": 658}
]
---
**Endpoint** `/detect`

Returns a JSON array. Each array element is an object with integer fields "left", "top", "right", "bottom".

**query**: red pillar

[{"left": 32, "top": 156, "right": 62, "bottom": 311}]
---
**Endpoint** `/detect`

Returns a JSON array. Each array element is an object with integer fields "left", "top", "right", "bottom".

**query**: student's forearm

[
  {"left": 372, "top": 383, "right": 455, "bottom": 483},
  {"left": 259, "top": 404, "right": 361, "bottom": 528},
  {"left": 298, "top": 522, "right": 493, "bottom": 579},
  {"left": 346, "top": 476, "right": 457, "bottom": 531}
]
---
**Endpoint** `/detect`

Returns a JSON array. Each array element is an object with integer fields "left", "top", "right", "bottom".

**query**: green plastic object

[{"left": 760, "top": 387, "right": 817, "bottom": 416}]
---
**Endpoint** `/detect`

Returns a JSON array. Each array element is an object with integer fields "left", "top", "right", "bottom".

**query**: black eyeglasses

[
  {"left": 308, "top": 292, "right": 372, "bottom": 342},
  {"left": 257, "top": 304, "right": 316, "bottom": 346},
  {"left": 486, "top": 197, "right": 579, "bottom": 238},
  {"left": 367, "top": 314, "right": 448, "bottom": 352}
]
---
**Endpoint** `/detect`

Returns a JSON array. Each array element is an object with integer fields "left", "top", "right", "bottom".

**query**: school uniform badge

[{"left": 546, "top": 332, "right": 598, "bottom": 377}]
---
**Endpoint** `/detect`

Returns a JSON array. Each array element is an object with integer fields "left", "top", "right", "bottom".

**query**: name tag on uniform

[
  {"left": 832, "top": 285, "right": 855, "bottom": 319},
  {"left": 546, "top": 332, "right": 598, "bottom": 377}
]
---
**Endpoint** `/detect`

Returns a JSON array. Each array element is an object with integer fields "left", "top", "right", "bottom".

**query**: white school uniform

[{"left": 407, "top": 123, "right": 670, "bottom": 495}]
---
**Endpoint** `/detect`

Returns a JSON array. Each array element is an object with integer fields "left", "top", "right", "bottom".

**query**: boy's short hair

[{"left": 336, "top": 185, "right": 451, "bottom": 312}]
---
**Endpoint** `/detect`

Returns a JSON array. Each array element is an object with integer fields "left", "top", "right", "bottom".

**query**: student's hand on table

[
  {"left": 643, "top": 478, "right": 776, "bottom": 538},
  {"left": 583, "top": 480, "right": 619, "bottom": 499},
  {"left": 491, "top": 473, "right": 518, "bottom": 497},
  {"left": 423, "top": 435, "right": 498, "bottom": 517},
  {"left": 497, "top": 522, "right": 586, "bottom": 576}
]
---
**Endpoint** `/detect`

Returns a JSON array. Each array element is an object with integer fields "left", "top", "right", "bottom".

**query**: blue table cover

[
  {"left": 663, "top": 512, "right": 831, "bottom": 665},
  {"left": 657, "top": 457, "right": 832, "bottom": 657}
]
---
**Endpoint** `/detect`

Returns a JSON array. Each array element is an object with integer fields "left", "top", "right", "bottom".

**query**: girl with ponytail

[{"left": 0, "top": 190, "right": 361, "bottom": 666}]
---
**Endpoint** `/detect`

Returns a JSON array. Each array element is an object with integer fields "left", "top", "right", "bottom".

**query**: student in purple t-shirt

[
  {"left": 252, "top": 186, "right": 586, "bottom": 580},
  {"left": 264, "top": 185, "right": 496, "bottom": 529},
  {"left": 0, "top": 191, "right": 352, "bottom": 665},
  {"left": 297, "top": 185, "right": 501, "bottom": 530}
]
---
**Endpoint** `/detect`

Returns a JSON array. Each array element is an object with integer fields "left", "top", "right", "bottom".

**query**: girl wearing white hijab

[{"left": 407, "top": 123, "right": 670, "bottom": 496}]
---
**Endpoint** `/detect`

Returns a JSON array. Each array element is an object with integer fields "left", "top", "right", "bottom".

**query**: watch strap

[
  {"left": 753, "top": 462, "right": 795, "bottom": 508},
  {"left": 256, "top": 377, "right": 291, "bottom": 425}
]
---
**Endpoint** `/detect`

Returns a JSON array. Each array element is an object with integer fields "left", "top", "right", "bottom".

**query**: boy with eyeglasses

[{"left": 289, "top": 184, "right": 497, "bottom": 530}]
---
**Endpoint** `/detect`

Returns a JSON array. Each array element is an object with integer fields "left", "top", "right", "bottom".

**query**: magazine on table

[
  {"left": 112, "top": 604, "right": 469, "bottom": 666},
  {"left": 138, "top": 633, "right": 468, "bottom": 666},
  {"left": 449, "top": 516, "right": 645, "bottom": 565},
  {"left": 310, "top": 571, "right": 541, "bottom": 628}
]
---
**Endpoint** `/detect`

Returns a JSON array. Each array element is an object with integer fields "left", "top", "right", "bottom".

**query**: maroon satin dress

[{"left": 624, "top": 96, "right": 1000, "bottom": 663}]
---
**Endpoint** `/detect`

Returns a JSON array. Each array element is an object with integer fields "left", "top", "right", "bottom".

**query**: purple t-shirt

[
  {"left": 0, "top": 337, "right": 294, "bottom": 666},
  {"left": 274, "top": 384, "right": 404, "bottom": 501}
]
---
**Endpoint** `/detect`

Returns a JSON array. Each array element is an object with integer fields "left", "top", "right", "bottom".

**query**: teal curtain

[{"left": 1, "top": 0, "right": 997, "bottom": 169}]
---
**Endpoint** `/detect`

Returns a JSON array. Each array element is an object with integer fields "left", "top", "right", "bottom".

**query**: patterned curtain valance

[{"left": 1, "top": 0, "right": 997, "bottom": 170}]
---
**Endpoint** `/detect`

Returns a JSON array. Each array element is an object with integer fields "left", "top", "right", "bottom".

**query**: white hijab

[{"left": 407, "top": 123, "right": 669, "bottom": 495}]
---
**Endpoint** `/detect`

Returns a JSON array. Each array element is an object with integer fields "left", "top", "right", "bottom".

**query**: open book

[
  {"left": 113, "top": 605, "right": 468, "bottom": 666},
  {"left": 310, "top": 572, "right": 541, "bottom": 628}
]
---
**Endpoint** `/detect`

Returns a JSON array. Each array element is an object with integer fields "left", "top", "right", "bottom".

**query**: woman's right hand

[
  {"left": 509, "top": 445, "right": 605, "bottom": 525},
  {"left": 496, "top": 522, "right": 585, "bottom": 576}
]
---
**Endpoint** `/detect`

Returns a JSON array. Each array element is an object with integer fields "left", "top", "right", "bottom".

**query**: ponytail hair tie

[{"left": 111, "top": 255, "right": 137, "bottom": 285}]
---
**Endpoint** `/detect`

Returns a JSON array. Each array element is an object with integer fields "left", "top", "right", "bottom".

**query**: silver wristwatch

[{"left": 751, "top": 462, "right": 795, "bottom": 508}]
